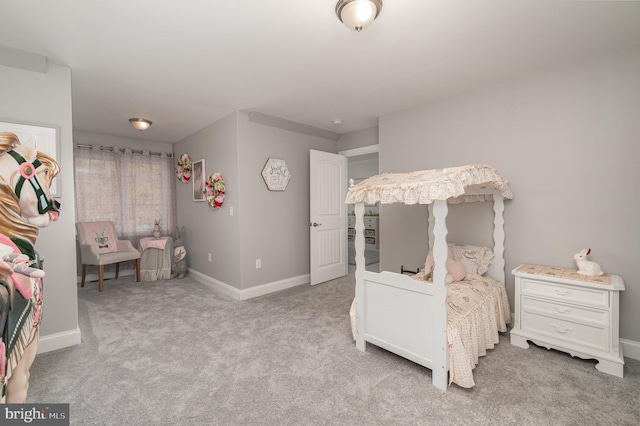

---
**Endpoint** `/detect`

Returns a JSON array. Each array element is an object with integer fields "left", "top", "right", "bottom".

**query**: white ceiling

[{"left": 1, "top": 1, "right": 639, "bottom": 144}]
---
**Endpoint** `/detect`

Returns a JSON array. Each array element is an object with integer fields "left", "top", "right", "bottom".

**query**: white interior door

[{"left": 310, "top": 149, "right": 347, "bottom": 285}]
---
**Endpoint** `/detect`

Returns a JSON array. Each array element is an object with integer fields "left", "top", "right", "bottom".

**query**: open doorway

[{"left": 341, "top": 146, "right": 379, "bottom": 272}]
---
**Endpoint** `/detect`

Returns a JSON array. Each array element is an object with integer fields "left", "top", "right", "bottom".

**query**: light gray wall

[
  {"left": 173, "top": 111, "right": 337, "bottom": 290},
  {"left": 347, "top": 154, "right": 379, "bottom": 216},
  {"left": 0, "top": 62, "right": 79, "bottom": 344},
  {"left": 378, "top": 47, "right": 640, "bottom": 342},
  {"left": 337, "top": 126, "right": 378, "bottom": 152},
  {"left": 348, "top": 154, "right": 379, "bottom": 183},
  {"left": 173, "top": 112, "right": 241, "bottom": 287},
  {"left": 237, "top": 112, "right": 337, "bottom": 289}
]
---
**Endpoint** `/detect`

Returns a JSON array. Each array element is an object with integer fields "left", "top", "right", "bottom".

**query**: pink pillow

[
  {"left": 81, "top": 222, "right": 118, "bottom": 254},
  {"left": 448, "top": 244, "right": 493, "bottom": 278},
  {"left": 424, "top": 249, "right": 466, "bottom": 282}
]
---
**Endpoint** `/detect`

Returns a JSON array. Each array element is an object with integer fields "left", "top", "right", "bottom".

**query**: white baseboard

[
  {"left": 240, "top": 274, "right": 310, "bottom": 300},
  {"left": 621, "top": 339, "right": 640, "bottom": 361},
  {"left": 188, "top": 268, "right": 310, "bottom": 301},
  {"left": 37, "top": 327, "right": 81, "bottom": 354},
  {"left": 188, "top": 269, "right": 241, "bottom": 300}
]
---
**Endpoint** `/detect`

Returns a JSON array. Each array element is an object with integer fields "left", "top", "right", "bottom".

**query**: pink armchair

[{"left": 76, "top": 221, "right": 141, "bottom": 291}]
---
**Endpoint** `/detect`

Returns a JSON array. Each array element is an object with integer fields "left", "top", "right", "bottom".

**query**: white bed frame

[{"left": 352, "top": 187, "right": 506, "bottom": 391}]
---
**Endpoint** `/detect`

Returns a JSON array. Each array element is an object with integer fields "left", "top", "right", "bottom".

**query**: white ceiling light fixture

[
  {"left": 129, "top": 118, "right": 152, "bottom": 131},
  {"left": 336, "top": 0, "right": 383, "bottom": 32}
]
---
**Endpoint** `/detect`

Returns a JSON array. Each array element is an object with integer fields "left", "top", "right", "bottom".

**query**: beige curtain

[{"left": 74, "top": 145, "right": 177, "bottom": 247}]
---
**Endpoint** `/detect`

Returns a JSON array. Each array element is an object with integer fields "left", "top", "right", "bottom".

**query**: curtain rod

[{"left": 74, "top": 143, "right": 173, "bottom": 158}]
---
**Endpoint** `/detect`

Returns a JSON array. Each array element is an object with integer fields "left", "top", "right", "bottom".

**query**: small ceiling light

[
  {"left": 332, "top": 119, "right": 343, "bottom": 126},
  {"left": 336, "top": 0, "right": 383, "bottom": 32},
  {"left": 129, "top": 118, "right": 152, "bottom": 131}
]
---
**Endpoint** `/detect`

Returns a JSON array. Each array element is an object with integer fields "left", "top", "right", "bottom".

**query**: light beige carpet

[{"left": 27, "top": 274, "right": 640, "bottom": 425}]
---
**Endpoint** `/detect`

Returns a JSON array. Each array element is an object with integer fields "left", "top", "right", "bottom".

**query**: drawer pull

[
  {"left": 551, "top": 323, "right": 572, "bottom": 334},
  {"left": 554, "top": 288, "right": 571, "bottom": 296},
  {"left": 553, "top": 306, "right": 572, "bottom": 314}
]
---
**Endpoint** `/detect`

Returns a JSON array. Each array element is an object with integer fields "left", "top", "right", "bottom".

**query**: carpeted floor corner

[{"left": 27, "top": 274, "right": 640, "bottom": 425}]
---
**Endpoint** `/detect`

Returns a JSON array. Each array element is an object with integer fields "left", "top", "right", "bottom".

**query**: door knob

[{"left": 310, "top": 222, "right": 322, "bottom": 227}]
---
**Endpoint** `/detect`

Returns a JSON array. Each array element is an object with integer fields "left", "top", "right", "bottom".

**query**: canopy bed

[{"left": 345, "top": 164, "right": 513, "bottom": 391}]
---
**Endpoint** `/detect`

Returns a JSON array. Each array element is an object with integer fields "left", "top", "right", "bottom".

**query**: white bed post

[
  {"left": 431, "top": 199, "right": 449, "bottom": 391},
  {"left": 354, "top": 202, "right": 366, "bottom": 352},
  {"left": 492, "top": 191, "right": 506, "bottom": 284},
  {"left": 427, "top": 203, "right": 435, "bottom": 252}
]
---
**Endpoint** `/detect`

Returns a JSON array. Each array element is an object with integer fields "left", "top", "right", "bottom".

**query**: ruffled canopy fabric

[{"left": 345, "top": 164, "right": 512, "bottom": 205}]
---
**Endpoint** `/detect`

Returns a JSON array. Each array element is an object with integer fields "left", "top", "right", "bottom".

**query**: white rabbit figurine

[{"left": 573, "top": 248, "right": 604, "bottom": 276}]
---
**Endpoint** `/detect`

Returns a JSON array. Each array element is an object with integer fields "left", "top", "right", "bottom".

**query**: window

[{"left": 74, "top": 146, "right": 176, "bottom": 242}]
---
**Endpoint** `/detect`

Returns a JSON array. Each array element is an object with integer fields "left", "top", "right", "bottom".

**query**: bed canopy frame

[{"left": 345, "top": 164, "right": 513, "bottom": 391}]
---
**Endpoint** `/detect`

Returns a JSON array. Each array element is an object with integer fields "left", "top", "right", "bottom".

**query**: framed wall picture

[
  {"left": 261, "top": 158, "right": 291, "bottom": 191},
  {"left": 192, "top": 159, "right": 205, "bottom": 201},
  {"left": 1, "top": 119, "right": 60, "bottom": 197}
]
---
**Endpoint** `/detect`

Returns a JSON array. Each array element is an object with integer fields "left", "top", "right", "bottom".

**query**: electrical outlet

[
  {"left": 208, "top": 253, "right": 212, "bottom": 262},
  {"left": 256, "top": 259, "right": 261, "bottom": 269},
  {"left": 229, "top": 206, "right": 234, "bottom": 216}
]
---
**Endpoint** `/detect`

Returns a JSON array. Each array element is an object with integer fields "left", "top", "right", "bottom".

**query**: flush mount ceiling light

[
  {"left": 129, "top": 118, "right": 152, "bottom": 131},
  {"left": 336, "top": 0, "right": 383, "bottom": 32}
]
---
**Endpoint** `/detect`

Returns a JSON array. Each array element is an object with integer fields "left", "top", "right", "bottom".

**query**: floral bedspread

[{"left": 350, "top": 273, "right": 511, "bottom": 388}]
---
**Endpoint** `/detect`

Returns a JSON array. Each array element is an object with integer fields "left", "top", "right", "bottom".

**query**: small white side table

[{"left": 510, "top": 264, "right": 625, "bottom": 377}]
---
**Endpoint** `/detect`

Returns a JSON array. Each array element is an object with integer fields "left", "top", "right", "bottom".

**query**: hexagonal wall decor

[{"left": 261, "top": 158, "right": 291, "bottom": 191}]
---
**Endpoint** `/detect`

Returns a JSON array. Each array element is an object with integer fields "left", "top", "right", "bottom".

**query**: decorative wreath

[
  {"left": 204, "top": 173, "right": 225, "bottom": 210},
  {"left": 176, "top": 153, "right": 192, "bottom": 183}
]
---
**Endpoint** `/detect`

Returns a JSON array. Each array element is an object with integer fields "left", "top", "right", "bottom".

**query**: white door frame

[
  {"left": 339, "top": 144, "right": 379, "bottom": 158},
  {"left": 340, "top": 144, "right": 380, "bottom": 269}
]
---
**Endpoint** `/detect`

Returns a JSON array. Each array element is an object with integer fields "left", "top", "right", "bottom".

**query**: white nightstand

[{"left": 510, "top": 264, "right": 625, "bottom": 377}]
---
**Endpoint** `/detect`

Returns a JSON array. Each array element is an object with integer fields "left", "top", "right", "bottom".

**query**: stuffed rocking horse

[{"left": 0, "top": 131, "right": 60, "bottom": 403}]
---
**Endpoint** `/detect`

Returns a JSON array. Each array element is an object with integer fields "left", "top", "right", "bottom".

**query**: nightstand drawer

[
  {"left": 364, "top": 217, "right": 377, "bottom": 228},
  {"left": 521, "top": 279, "right": 609, "bottom": 309},
  {"left": 521, "top": 310, "right": 608, "bottom": 352},
  {"left": 522, "top": 296, "right": 608, "bottom": 326}
]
